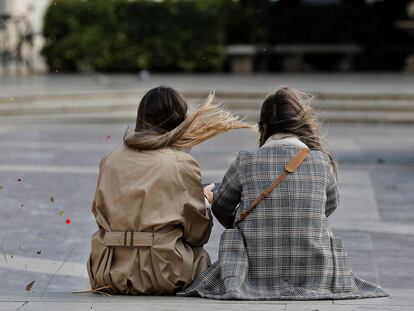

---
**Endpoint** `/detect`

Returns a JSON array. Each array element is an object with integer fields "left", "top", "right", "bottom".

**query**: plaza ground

[{"left": 0, "top": 74, "right": 413, "bottom": 310}]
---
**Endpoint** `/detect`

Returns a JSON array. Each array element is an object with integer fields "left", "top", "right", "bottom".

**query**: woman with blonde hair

[
  {"left": 87, "top": 86, "right": 252, "bottom": 295},
  {"left": 180, "top": 86, "right": 387, "bottom": 300}
]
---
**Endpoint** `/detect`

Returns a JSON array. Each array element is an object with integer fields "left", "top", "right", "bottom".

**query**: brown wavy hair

[
  {"left": 124, "top": 86, "right": 255, "bottom": 150},
  {"left": 259, "top": 86, "right": 337, "bottom": 174}
]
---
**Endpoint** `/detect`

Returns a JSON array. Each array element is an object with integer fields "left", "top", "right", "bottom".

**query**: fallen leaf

[
  {"left": 26, "top": 281, "right": 35, "bottom": 291},
  {"left": 49, "top": 196, "right": 54, "bottom": 203},
  {"left": 58, "top": 210, "right": 64, "bottom": 216}
]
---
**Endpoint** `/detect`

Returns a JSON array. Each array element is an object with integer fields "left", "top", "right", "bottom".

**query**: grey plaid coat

[{"left": 178, "top": 135, "right": 387, "bottom": 300}]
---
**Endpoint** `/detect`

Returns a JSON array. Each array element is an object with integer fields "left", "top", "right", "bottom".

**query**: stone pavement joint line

[
  {"left": 0, "top": 292, "right": 412, "bottom": 311},
  {"left": 0, "top": 255, "right": 86, "bottom": 278}
]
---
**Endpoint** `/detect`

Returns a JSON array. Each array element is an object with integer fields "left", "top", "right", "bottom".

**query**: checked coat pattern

[{"left": 178, "top": 135, "right": 387, "bottom": 300}]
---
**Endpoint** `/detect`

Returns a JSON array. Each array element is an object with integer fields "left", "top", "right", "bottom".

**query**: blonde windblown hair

[{"left": 124, "top": 93, "right": 256, "bottom": 150}]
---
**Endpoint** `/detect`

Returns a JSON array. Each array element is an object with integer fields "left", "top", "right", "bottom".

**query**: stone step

[
  {"left": 1, "top": 97, "right": 414, "bottom": 116},
  {"left": 2, "top": 109, "right": 414, "bottom": 124},
  {"left": 2, "top": 89, "right": 414, "bottom": 106},
  {"left": 1, "top": 90, "right": 414, "bottom": 124},
  {"left": 2, "top": 89, "right": 414, "bottom": 104},
  {"left": 238, "top": 109, "right": 414, "bottom": 124},
  {"left": 221, "top": 99, "right": 414, "bottom": 112}
]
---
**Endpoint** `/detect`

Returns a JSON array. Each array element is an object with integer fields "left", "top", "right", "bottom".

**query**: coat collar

[{"left": 261, "top": 133, "right": 307, "bottom": 149}]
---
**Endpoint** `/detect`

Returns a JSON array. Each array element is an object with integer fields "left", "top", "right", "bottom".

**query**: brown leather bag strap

[{"left": 233, "top": 148, "right": 309, "bottom": 228}]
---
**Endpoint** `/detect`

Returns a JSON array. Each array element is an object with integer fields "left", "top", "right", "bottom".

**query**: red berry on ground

[{"left": 65, "top": 218, "right": 71, "bottom": 225}]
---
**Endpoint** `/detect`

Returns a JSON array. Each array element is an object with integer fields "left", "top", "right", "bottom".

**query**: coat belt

[{"left": 104, "top": 231, "right": 154, "bottom": 247}]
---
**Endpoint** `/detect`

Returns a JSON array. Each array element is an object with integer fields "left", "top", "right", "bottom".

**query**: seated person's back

[{"left": 88, "top": 146, "right": 212, "bottom": 294}]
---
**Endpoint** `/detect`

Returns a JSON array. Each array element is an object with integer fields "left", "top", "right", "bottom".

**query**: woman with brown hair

[
  {"left": 180, "top": 86, "right": 387, "bottom": 300},
  {"left": 87, "top": 86, "right": 252, "bottom": 295}
]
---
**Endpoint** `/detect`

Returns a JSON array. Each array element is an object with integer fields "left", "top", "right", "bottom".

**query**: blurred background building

[
  {"left": 0, "top": 0, "right": 414, "bottom": 75},
  {"left": 0, "top": 0, "right": 49, "bottom": 74}
]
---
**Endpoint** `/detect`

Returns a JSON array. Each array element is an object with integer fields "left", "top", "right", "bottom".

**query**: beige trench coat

[{"left": 87, "top": 147, "right": 213, "bottom": 294}]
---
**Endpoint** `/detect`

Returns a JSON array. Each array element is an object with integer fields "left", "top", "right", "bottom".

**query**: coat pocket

[{"left": 330, "top": 236, "right": 354, "bottom": 293}]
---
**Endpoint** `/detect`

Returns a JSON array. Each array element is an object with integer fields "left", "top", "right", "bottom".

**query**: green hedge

[
  {"left": 43, "top": 0, "right": 411, "bottom": 72},
  {"left": 42, "top": 0, "right": 229, "bottom": 72}
]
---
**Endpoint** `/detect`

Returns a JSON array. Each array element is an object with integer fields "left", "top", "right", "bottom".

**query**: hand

[{"left": 203, "top": 183, "right": 215, "bottom": 204}]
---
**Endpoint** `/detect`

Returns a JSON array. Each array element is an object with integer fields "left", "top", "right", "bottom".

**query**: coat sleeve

[
  {"left": 211, "top": 152, "right": 242, "bottom": 229},
  {"left": 91, "top": 156, "right": 107, "bottom": 226},
  {"left": 92, "top": 156, "right": 110, "bottom": 230},
  {"left": 325, "top": 166, "right": 339, "bottom": 217},
  {"left": 177, "top": 155, "right": 213, "bottom": 247}
]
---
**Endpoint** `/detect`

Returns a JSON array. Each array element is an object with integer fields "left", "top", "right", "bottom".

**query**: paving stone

[
  {"left": 370, "top": 166, "right": 414, "bottom": 224},
  {"left": 0, "top": 302, "right": 24, "bottom": 310},
  {"left": 18, "top": 302, "right": 286, "bottom": 311}
]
